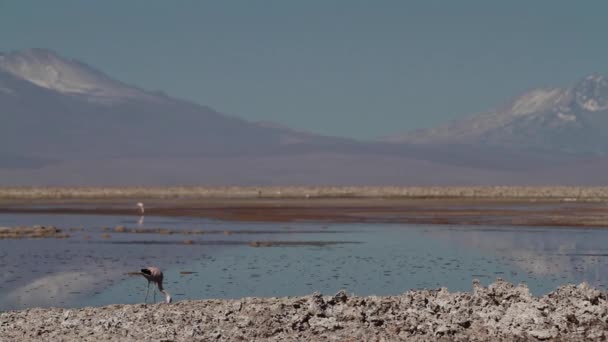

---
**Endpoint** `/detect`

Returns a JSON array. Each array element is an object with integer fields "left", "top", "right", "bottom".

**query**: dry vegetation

[{"left": 2, "top": 186, "right": 608, "bottom": 200}]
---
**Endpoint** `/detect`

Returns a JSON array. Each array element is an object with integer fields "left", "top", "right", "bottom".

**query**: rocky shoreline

[{"left": 1, "top": 280, "right": 607, "bottom": 341}]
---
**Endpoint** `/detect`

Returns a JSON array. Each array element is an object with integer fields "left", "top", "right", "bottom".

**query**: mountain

[
  {"left": 0, "top": 49, "right": 363, "bottom": 163},
  {"left": 2, "top": 49, "right": 441, "bottom": 186},
  {"left": 388, "top": 74, "right": 608, "bottom": 156},
  {"left": 1, "top": 48, "right": 607, "bottom": 186},
  {"left": 0, "top": 48, "right": 150, "bottom": 102}
]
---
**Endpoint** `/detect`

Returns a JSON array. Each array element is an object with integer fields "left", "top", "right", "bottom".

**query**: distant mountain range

[
  {"left": 387, "top": 74, "right": 608, "bottom": 156},
  {"left": 1, "top": 48, "right": 607, "bottom": 186}
]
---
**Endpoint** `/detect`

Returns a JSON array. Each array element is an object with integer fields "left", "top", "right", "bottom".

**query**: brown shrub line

[{"left": 2, "top": 186, "right": 608, "bottom": 200}]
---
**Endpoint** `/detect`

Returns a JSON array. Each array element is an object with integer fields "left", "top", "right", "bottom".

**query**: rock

[
  {"left": 329, "top": 290, "right": 348, "bottom": 305},
  {"left": 1, "top": 281, "right": 607, "bottom": 341},
  {"left": 528, "top": 328, "right": 557, "bottom": 340}
]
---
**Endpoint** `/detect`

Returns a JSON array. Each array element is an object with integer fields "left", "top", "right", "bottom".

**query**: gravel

[{"left": 1, "top": 280, "right": 607, "bottom": 341}]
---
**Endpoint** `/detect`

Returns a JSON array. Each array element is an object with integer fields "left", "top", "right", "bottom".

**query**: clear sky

[{"left": 1, "top": 0, "right": 607, "bottom": 139}]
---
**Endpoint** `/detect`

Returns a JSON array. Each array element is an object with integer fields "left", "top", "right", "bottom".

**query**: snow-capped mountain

[
  {"left": 2, "top": 48, "right": 608, "bottom": 185},
  {"left": 0, "top": 48, "right": 150, "bottom": 102},
  {"left": 0, "top": 48, "right": 360, "bottom": 162},
  {"left": 389, "top": 74, "right": 608, "bottom": 155}
]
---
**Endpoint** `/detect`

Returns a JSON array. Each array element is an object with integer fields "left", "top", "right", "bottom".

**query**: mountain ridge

[
  {"left": 1, "top": 48, "right": 606, "bottom": 185},
  {"left": 0, "top": 48, "right": 153, "bottom": 102},
  {"left": 387, "top": 74, "right": 608, "bottom": 156},
  {"left": 0, "top": 48, "right": 367, "bottom": 162}
]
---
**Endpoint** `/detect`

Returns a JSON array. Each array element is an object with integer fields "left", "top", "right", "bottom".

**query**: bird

[
  {"left": 138, "top": 266, "right": 172, "bottom": 304},
  {"left": 137, "top": 202, "right": 145, "bottom": 215}
]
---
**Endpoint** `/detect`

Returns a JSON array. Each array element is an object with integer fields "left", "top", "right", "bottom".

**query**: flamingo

[
  {"left": 138, "top": 266, "right": 172, "bottom": 304},
  {"left": 137, "top": 202, "right": 145, "bottom": 215}
]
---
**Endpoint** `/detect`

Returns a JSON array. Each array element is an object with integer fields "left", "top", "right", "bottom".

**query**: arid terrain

[
  {"left": 2, "top": 186, "right": 608, "bottom": 228},
  {"left": 3, "top": 187, "right": 608, "bottom": 341},
  {"left": 2, "top": 280, "right": 607, "bottom": 341}
]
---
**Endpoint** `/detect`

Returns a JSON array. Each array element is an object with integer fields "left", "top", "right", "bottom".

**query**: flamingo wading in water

[{"left": 139, "top": 266, "right": 172, "bottom": 304}]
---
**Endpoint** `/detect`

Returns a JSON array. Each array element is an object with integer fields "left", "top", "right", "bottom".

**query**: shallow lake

[{"left": 1, "top": 213, "right": 607, "bottom": 310}]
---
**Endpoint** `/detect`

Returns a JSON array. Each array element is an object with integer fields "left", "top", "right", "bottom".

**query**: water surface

[{"left": 1, "top": 213, "right": 607, "bottom": 310}]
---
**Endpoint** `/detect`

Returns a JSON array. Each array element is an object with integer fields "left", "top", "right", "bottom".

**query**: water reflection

[
  {"left": 1, "top": 213, "right": 608, "bottom": 310},
  {"left": 424, "top": 226, "right": 608, "bottom": 288},
  {"left": 6, "top": 271, "right": 99, "bottom": 308}
]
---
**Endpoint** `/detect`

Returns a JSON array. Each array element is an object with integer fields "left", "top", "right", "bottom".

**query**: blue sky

[{"left": 1, "top": 0, "right": 607, "bottom": 139}]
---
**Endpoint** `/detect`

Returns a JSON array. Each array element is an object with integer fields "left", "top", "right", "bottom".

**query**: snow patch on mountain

[
  {"left": 581, "top": 99, "right": 606, "bottom": 111},
  {"left": 387, "top": 74, "right": 608, "bottom": 154},
  {"left": 556, "top": 112, "right": 576, "bottom": 122},
  {"left": 0, "top": 49, "right": 148, "bottom": 102},
  {"left": 573, "top": 74, "right": 608, "bottom": 112},
  {"left": 510, "top": 88, "right": 566, "bottom": 116}
]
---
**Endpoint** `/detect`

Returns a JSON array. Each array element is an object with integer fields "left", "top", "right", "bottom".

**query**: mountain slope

[
  {"left": 1, "top": 48, "right": 607, "bottom": 185},
  {"left": 389, "top": 74, "right": 608, "bottom": 155},
  {"left": 0, "top": 49, "right": 362, "bottom": 164},
  {"left": 0, "top": 48, "right": 149, "bottom": 102}
]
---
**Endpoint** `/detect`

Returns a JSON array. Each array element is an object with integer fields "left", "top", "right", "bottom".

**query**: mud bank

[
  {"left": 4, "top": 197, "right": 608, "bottom": 228},
  {"left": 0, "top": 225, "right": 70, "bottom": 239},
  {"left": 1, "top": 280, "right": 607, "bottom": 341}
]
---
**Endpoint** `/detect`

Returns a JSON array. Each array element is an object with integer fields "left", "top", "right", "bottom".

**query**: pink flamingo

[{"left": 139, "top": 266, "right": 172, "bottom": 304}]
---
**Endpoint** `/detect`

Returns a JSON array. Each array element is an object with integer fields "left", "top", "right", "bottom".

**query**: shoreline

[
  {"left": 2, "top": 196, "right": 608, "bottom": 228},
  {"left": 1, "top": 280, "right": 606, "bottom": 341}
]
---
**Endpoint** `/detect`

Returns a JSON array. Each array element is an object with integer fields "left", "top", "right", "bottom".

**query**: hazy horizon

[{"left": 2, "top": 1, "right": 608, "bottom": 139}]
